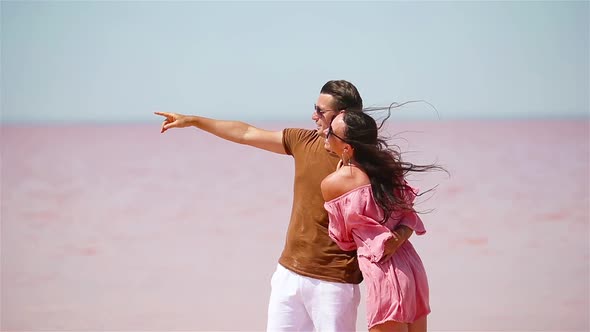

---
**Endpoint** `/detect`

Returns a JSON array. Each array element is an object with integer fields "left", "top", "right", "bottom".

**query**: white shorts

[{"left": 266, "top": 264, "right": 360, "bottom": 332}]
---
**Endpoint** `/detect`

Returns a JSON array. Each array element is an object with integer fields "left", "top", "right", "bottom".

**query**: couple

[{"left": 155, "top": 80, "right": 439, "bottom": 332}]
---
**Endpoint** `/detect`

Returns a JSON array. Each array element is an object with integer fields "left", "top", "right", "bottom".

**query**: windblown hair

[
  {"left": 320, "top": 80, "right": 363, "bottom": 112},
  {"left": 342, "top": 110, "right": 444, "bottom": 223}
]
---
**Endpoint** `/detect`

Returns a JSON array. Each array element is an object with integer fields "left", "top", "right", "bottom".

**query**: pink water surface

[{"left": 1, "top": 120, "right": 588, "bottom": 331}]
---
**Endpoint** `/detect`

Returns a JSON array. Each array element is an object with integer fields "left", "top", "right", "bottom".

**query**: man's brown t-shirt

[{"left": 279, "top": 128, "right": 362, "bottom": 284}]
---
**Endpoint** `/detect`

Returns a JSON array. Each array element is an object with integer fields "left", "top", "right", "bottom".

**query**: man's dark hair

[{"left": 320, "top": 80, "right": 363, "bottom": 112}]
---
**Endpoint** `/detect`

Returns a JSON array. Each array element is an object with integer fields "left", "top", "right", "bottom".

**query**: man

[{"left": 155, "top": 80, "right": 413, "bottom": 331}]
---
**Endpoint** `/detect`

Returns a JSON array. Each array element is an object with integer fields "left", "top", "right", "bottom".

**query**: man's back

[{"left": 279, "top": 128, "right": 362, "bottom": 284}]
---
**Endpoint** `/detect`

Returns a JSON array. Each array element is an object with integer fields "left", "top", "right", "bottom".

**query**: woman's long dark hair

[{"left": 342, "top": 107, "right": 445, "bottom": 223}]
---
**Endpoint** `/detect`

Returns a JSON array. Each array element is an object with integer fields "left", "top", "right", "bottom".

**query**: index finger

[{"left": 154, "top": 111, "right": 173, "bottom": 119}]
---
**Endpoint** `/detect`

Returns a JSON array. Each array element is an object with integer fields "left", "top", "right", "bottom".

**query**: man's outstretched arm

[{"left": 155, "top": 112, "right": 287, "bottom": 155}]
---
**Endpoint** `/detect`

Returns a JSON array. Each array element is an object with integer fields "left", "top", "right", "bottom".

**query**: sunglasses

[
  {"left": 314, "top": 104, "right": 337, "bottom": 118},
  {"left": 327, "top": 125, "right": 347, "bottom": 142}
]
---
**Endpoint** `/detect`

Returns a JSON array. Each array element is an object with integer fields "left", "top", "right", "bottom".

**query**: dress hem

[{"left": 367, "top": 310, "right": 431, "bottom": 329}]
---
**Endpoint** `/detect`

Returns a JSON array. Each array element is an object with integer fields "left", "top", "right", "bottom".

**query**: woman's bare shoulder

[{"left": 321, "top": 166, "right": 370, "bottom": 202}]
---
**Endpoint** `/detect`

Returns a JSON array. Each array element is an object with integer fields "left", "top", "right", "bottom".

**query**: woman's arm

[{"left": 381, "top": 225, "right": 413, "bottom": 262}]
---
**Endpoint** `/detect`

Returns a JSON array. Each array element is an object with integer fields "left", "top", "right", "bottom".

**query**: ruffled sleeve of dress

[
  {"left": 398, "top": 184, "right": 426, "bottom": 235},
  {"left": 325, "top": 186, "right": 394, "bottom": 263},
  {"left": 324, "top": 200, "right": 357, "bottom": 252},
  {"left": 325, "top": 184, "right": 428, "bottom": 263},
  {"left": 345, "top": 209, "right": 394, "bottom": 263}
]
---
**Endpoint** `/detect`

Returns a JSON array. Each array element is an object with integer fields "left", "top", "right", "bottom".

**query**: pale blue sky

[{"left": 1, "top": 1, "right": 589, "bottom": 123}]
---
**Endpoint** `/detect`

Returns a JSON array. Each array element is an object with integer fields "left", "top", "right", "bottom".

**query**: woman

[{"left": 321, "top": 110, "right": 441, "bottom": 332}]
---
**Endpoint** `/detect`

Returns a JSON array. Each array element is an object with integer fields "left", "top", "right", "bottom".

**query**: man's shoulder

[
  {"left": 284, "top": 127, "right": 317, "bottom": 139},
  {"left": 283, "top": 128, "right": 321, "bottom": 146}
]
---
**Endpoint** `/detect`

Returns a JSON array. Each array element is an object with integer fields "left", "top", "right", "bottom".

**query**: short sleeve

[{"left": 282, "top": 128, "right": 315, "bottom": 156}]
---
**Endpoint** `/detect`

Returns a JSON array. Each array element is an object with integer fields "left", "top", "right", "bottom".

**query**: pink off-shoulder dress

[{"left": 324, "top": 184, "right": 430, "bottom": 328}]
